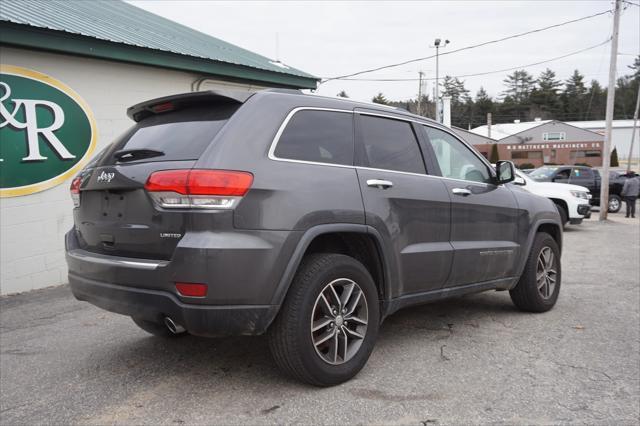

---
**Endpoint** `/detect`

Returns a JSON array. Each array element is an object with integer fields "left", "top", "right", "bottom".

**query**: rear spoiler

[{"left": 127, "top": 90, "right": 253, "bottom": 122}]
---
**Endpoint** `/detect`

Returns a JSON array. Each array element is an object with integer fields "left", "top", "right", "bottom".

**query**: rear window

[
  {"left": 274, "top": 110, "right": 354, "bottom": 165},
  {"left": 99, "top": 105, "right": 238, "bottom": 165}
]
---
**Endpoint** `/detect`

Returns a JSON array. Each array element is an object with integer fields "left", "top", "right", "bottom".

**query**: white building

[
  {"left": 471, "top": 119, "right": 639, "bottom": 160},
  {"left": 565, "top": 120, "right": 639, "bottom": 160},
  {"left": 0, "top": 0, "right": 317, "bottom": 294}
]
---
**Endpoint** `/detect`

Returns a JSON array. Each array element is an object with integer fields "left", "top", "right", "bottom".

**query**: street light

[{"left": 433, "top": 38, "right": 449, "bottom": 123}]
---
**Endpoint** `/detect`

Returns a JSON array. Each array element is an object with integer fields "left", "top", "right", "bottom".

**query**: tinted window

[
  {"left": 423, "top": 126, "right": 491, "bottom": 183},
  {"left": 555, "top": 169, "right": 571, "bottom": 180},
  {"left": 358, "top": 115, "right": 425, "bottom": 174},
  {"left": 100, "top": 105, "right": 238, "bottom": 165},
  {"left": 274, "top": 110, "right": 354, "bottom": 165},
  {"left": 571, "top": 168, "right": 593, "bottom": 179}
]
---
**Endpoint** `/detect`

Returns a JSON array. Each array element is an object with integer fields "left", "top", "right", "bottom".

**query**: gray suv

[{"left": 66, "top": 89, "right": 563, "bottom": 386}]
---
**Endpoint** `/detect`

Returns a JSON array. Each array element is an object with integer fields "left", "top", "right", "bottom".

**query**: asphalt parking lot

[{"left": 1, "top": 215, "right": 639, "bottom": 425}]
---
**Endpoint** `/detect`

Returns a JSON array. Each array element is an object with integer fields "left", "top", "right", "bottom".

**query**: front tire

[
  {"left": 510, "top": 232, "right": 561, "bottom": 313},
  {"left": 268, "top": 253, "right": 380, "bottom": 387}
]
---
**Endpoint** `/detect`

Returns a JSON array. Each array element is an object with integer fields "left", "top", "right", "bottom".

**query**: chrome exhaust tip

[{"left": 164, "top": 316, "right": 186, "bottom": 334}]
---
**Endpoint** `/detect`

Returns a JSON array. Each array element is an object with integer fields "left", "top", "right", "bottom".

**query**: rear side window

[
  {"left": 358, "top": 115, "right": 426, "bottom": 174},
  {"left": 274, "top": 110, "right": 354, "bottom": 165},
  {"left": 571, "top": 168, "right": 593, "bottom": 179},
  {"left": 100, "top": 105, "right": 238, "bottom": 165}
]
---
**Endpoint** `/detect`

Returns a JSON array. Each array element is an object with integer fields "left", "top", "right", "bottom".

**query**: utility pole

[
  {"left": 599, "top": 0, "right": 621, "bottom": 221},
  {"left": 417, "top": 71, "right": 424, "bottom": 116},
  {"left": 626, "top": 88, "right": 640, "bottom": 173},
  {"left": 433, "top": 38, "right": 449, "bottom": 123},
  {"left": 487, "top": 112, "right": 492, "bottom": 139},
  {"left": 435, "top": 44, "right": 440, "bottom": 123}
]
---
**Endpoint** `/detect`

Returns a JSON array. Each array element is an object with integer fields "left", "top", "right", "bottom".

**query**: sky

[{"left": 129, "top": 1, "right": 640, "bottom": 103}]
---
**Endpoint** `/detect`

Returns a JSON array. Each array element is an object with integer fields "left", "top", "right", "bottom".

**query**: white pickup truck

[{"left": 513, "top": 169, "right": 592, "bottom": 225}]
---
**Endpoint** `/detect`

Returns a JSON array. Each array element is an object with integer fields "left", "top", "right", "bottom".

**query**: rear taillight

[
  {"left": 70, "top": 176, "right": 82, "bottom": 207},
  {"left": 145, "top": 169, "right": 253, "bottom": 209}
]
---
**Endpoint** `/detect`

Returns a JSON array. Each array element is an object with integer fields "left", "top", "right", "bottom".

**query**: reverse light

[
  {"left": 70, "top": 176, "right": 82, "bottom": 207},
  {"left": 175, "top": 282, "right": 208, "bottom": 298},
  {"left": 145, "top": 169, "right": 253, "bottom": 209}
]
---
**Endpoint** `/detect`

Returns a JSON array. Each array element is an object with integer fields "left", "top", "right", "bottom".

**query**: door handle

[
  {"left": 452, "top": 188, "right": 471, "bottom": 196},
  {"left": 367, "top": 179, "right": 394, "bottom": 189}
]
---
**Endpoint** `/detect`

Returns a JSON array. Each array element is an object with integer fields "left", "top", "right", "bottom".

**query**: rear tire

[
  {"left": 510, "top": 232, "right": 561, "bottom": 313},
  {"left": 268, "top": 253, "right": 380, "bottom": 387},
  {"left": 608, "top": 194, "right": 622, "bottom": 213},
  {"left": 131, "top": 317, "right": 186, "bottom": 338}
]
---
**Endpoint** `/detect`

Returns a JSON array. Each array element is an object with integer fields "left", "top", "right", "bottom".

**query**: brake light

[
  {"left": 70, "top": 176, "right": 82, "bottom": 207},
  {"left": 145, "top": 169, "right": 253, "bottom": 209},
  {"left": 175, "top": 282, "right": 207, "bottom": 298},
  {"left": 151, "top": 102, "right": 174, "bottom": 113}
]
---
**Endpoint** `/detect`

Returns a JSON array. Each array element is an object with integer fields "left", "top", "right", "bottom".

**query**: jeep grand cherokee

[{"left": 66, "top": 89, "right": 563, "bottom": 386}]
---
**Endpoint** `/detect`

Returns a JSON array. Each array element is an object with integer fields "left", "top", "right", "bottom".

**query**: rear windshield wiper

[{"left": 114, "top": 148, "right": 165, "bottom": 162}]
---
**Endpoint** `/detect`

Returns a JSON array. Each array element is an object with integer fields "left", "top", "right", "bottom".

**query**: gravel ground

[{"left": 1, "top": 215, "right": 639, "bottom": 425}]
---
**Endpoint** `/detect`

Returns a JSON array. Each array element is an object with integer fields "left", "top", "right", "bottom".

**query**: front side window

[
  {"left": 357, "top": 115, "right": 426, "bottom": 174},
  {"left": 423, "top": 126, "right": 491, "bottom": 183},
  {"left": 274, "top": 110, "right": 354, "bottom": 166}
]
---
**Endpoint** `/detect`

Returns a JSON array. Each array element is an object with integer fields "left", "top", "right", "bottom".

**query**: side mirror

[{"left": 495, "top": 161, "right": 515, "bottom": 184}]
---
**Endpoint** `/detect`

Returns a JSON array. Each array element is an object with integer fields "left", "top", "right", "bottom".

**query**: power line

[
  {"left": 322, "top": 9, "right": 613, "bottom": 82},
  {"left": 334, "top": 39, "right": 611, "bottom": 83}
]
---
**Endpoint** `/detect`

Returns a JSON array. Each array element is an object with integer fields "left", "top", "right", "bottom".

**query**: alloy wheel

[
  {"left": 310, "top": 278, "right": 368, "bottom": 365},
  {"left": 536, "top": 246, "right": 557, "bottom": 299},
  {"left": 609, "top": 197, "right": 620, "bottom": 212}
]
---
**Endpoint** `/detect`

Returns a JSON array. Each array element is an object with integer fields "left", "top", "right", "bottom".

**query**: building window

[
  {"left": 512, "top": 151, "right": 543, "bottom": 160},
  {"left": 543, "top": 132, "right": 566, "bottom": 141},
  {"left": 585, "top": 151, "right": 601, "bottom": 157}
]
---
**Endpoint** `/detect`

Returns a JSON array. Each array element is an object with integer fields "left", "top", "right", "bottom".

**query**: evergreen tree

[
  {"left": 530, "top": 68, "right": 562, "bottom": 119},
  {"left": 502, "top": 70, "right": 535, "bottom": 103},
  {"left": 489, "top": 144, "right": 499, "bottom": 163},
  {"left": 372, "top": 93, "right": 389, "bottom": 105},
  {"left": 585, "top": 80, "right": 606, "bottom": 120},
  {"left": 470, "top": 87, "right": 494, "bottom": 129},
  {"left": 336, "top": 90, "right": 349, "bottom": 98},
  {"left": 441, "top": 76, "right": 471, "bottom": 104},
  {"left": 501, "top": 70, "right": 534, "bottom": 120},
  {"left": 610, "top": 146, "right": 619, "bottom": 167},
  {"left": 561, "top": 70, "right": 588, "bottom": 120}
]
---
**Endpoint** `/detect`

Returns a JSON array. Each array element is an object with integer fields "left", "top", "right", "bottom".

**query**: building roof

[
  {"left": 470, "top": 120, "right": 551, "bottom": 139},
  {"left": 451, "top": 126, "right": 497, "bottom": 145},
  {"left": 565, "top": 120, "right": 637, "bottom": 130},
  {"left": 471, "top": 119, "right": 637, "bottom": 140},
  {"left": 0, "top": 0, "right": 318, "bottom": 89}
]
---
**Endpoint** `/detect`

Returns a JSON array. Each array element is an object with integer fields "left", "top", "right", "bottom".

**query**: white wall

[{"left": 0, "top": 47, "right": 255, "bottom": 294}]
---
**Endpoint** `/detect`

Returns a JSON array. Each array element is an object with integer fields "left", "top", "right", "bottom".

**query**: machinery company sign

[{"left": 0, "top": 65, "right": 96, "bottom": 197}]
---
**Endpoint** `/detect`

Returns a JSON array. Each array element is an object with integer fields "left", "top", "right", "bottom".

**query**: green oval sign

[{"left": 0, "top": 65, "right": 97, "bottom": 197}]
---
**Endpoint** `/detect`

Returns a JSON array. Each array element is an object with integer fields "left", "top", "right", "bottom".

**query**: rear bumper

[
  {"left": 69, "top": 273, "right": 277, "bottom": 337},
  {"left": 65, "top": 227, "right": 298, "bottom": 336}
]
